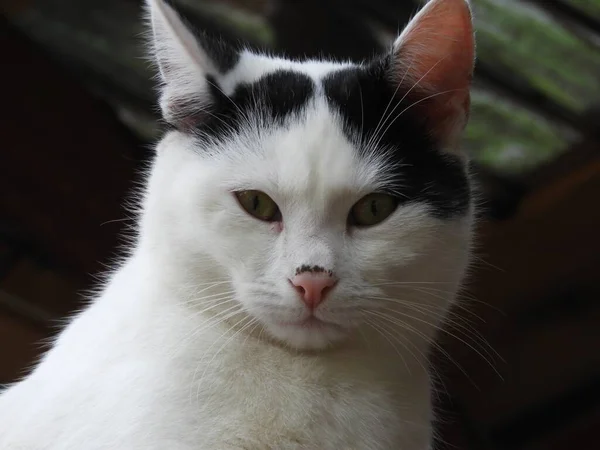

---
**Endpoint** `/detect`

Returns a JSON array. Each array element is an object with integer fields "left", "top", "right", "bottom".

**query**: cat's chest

[
  {"left": 169, "top": 340, "right": 430, "bottom": 449},
  {"left": 189, "top": 372, "right": 403, "bottom": 449}
]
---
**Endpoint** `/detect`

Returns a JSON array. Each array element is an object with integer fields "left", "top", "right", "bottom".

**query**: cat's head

[{"left": 142, "top": 0, "right": 475, "bottom": 350}]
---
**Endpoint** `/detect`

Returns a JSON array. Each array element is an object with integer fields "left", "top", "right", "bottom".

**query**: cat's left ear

[
  {"left": 390, "top": 0, "right": 475, "bottom": 151},
  {"left": 145, "top": 0, "right": 238, "bottom": 130}
]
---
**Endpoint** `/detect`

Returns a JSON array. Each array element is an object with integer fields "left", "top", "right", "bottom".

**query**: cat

[{"left": 0, "top": 0, "right": 475, "bottom": 448}]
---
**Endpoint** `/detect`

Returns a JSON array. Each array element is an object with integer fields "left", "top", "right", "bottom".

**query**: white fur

[{"left": 0, "top": 1, "right": 474, "bottom": 448}]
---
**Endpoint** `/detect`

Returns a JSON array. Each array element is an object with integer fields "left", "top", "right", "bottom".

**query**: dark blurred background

[{"left": 1, "top": 1, "right": 599, "bottom": 449}]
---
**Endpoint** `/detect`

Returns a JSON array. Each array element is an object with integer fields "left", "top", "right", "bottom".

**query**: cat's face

[{"left": 144, "top": 0, "right": 475, "bottom": 350}]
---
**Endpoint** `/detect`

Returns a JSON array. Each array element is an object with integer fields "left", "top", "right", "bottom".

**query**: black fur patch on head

[
  {"left": 323, "top": 61, "right": 471, "bottom": 219},
  {"left": 196, "top": 70, "right": 315, "bottom": 140},
  {"left": 242, "top": 70, "right": 315, "bottom": 120}
]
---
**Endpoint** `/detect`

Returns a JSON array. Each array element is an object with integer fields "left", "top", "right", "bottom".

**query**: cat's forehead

[
  {"left": 205, "top": 54, "right": 384, "bottom": 198},
  {"left": 264, "top": 102, "right": 381, "bottom": 197},
  {"left": 194, "top": 51, "right": 470, "bottom": 220},
  {"left": 219, "top": 50, "right": 357, "bottom": 95},
  {"left": 217, "top": 98, "right": 381, "bottom": 205}
]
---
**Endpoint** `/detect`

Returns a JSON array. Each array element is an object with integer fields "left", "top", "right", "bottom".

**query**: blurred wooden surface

[
  {"left": 1, "top": 19, "right": 140, "bottom": 283},
  {"left": 0, "top": 312, "right": 46, "bottom": 383}
]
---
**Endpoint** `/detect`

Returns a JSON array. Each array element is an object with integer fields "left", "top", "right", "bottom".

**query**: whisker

[
  {"left": 369, "top": 55, "right": 448, "bottom": 152},
  {"left": 367, "top": 301, "right": 500, "bottom": 364},
  {"left": 397, "top": 286, "right": 487, "bottom": 322},
  {"left": 366, "top": 59, "right": 414, "bottom": 151},
  {"left": 189, "top": 312, "right": 248, "bottom": 404},
  {"left": 402, "top": 284, "right": 490, "bottom": 304},
  {"left": 194, "top": 316, "right": 257, "bottom": 405},
  {"left": 363, "top": 318, "right": 411, "bottom": 373},
  {"left": 370, "top": 281, "right": 456, "bottom": 286},
  {"left": 176, "top": 303, "right": 242, "bottom": 350},
  {"left": 204, "top": 78, "right": 243, "bottom": 116},
  {"left": 99, "top": 217, "right": 133, "bottom": 227},
  {"left": 179, "top": 290, "right": 237, "bottom": 306},
  {"left": 368, "top": 317, "right": 443, "bottom": 387},
  {"left": 362, "top": 309, "right": 479, "bottom": 389},
  {"left": 368, "top": 307, "right": 501, "bottom": 379},
  {"left": 241, "top": 320, "right": 263, "bottom": 348},
  {"left": 184, "top": 297, "right": 237, "bottom": 317},
  {"left": 189, "top": 281, "right": 232, "bottom": 295},
  {"left": 373, "top": 88, "right": 462, "bottom": 151}
]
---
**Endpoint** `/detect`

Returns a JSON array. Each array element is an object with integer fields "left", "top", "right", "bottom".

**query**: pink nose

[{"left": 289, "top": 273, "right": 338, "bottom": 309}]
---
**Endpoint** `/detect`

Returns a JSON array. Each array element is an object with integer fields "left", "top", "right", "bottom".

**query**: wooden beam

[
  {"left": 525, "top": 0, "right": 600, "bottom": 38},
  {"left": 474, "top": 61, "right": 583, "bottom": 133}
]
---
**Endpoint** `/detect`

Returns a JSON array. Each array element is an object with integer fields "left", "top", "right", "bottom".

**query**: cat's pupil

[
  {"left": 371, "top": 200, "right": 378, "bottom": 216},
  {"left": 252, "top": 195, "right": 259, "bottom": 211}
]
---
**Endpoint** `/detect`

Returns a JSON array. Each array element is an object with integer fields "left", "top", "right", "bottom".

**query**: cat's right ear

[
  {"left": 145, "top": 0, "right": 237, "bottom": 130},
  {"left": 387, "top": 0, "right": 475, "bottom": 151}
]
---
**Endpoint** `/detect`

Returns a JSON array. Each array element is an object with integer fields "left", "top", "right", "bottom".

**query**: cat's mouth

[
  {"left": 259, "top": 312, "right": 352, "bottom": 350},
  {"left": 275, "top": 315, "right": 348, "bottom": 333}
]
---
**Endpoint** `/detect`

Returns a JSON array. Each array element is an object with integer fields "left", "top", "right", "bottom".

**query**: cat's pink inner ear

[{"left": 392, "top": 0, "right": 475, "bottom": 147}]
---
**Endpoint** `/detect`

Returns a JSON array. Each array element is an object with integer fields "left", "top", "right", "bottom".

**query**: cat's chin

[{"left": 264, "top": 318, "right": 349, "bottom": 351}]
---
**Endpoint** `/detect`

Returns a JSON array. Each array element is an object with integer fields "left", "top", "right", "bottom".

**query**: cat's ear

[
  {"left": 390, "top": 0, "right": 475, "bottom": 150},
  {"left": 145, "top": 0, "right": 237, "bottom": 130}
]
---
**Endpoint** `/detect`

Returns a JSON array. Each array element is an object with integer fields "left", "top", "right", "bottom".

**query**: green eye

[
  {"left": 349, "top": 193, "right": 398, "bottom": 227},
  {"left": 235, "top": 190, "right": 281, "bottom": 222}
]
